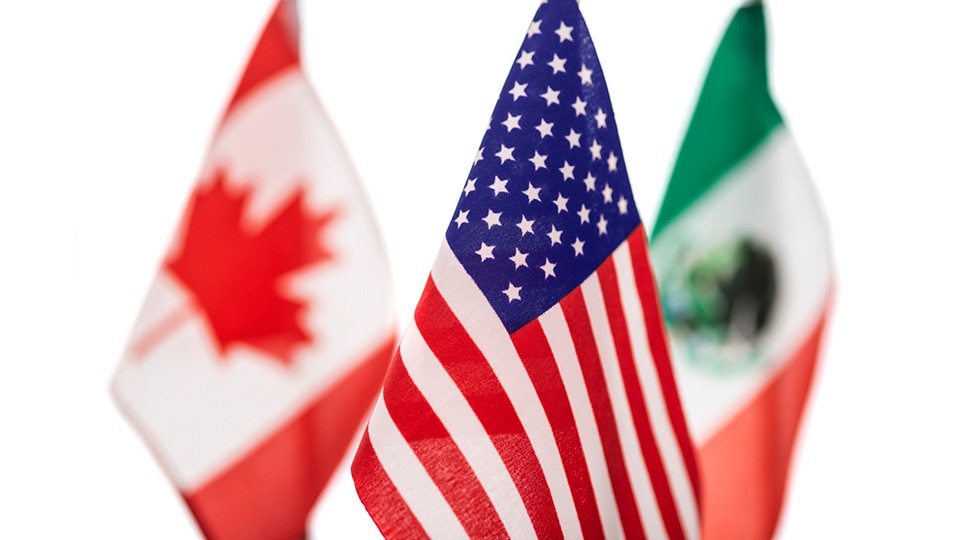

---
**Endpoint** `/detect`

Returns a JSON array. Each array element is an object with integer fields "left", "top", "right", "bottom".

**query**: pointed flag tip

[
  {"left": 650, "top": 0, "right": 779, "bottom": 238},
  {"left": 225, "top": 0, "right": 301, "bottom": 116}
]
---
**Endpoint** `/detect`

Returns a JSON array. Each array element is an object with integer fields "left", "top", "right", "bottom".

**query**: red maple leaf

[{"left": 164, "top": 171, "right": 338, "bottom": 365}]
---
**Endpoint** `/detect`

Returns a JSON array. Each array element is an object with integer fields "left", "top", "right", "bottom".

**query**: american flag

[{"left": 352, "top": 1, "right": 700, "bottom": 538}]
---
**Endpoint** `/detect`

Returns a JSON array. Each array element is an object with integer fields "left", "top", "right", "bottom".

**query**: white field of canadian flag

[{"left": 110, "top": 2, "right": 396, "bottom": 538}]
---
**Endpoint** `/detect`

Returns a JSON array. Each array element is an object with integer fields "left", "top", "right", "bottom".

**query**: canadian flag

[{"left": 111, "top": 1, "right": 396, "bottom": 539}]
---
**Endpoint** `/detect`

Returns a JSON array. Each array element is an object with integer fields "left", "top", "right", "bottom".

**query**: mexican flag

[{"left": 650, "top": 3, "right": 833, "bottom": 539}]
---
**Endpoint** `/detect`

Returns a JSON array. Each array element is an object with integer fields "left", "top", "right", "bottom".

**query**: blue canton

[{"left": 446, "top": 0, "right": 642, "bottom": 333}]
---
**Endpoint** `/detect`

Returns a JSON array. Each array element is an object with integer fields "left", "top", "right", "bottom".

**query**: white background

[{"left": 1, "top": 0, "right": 957, "bottom": 538}]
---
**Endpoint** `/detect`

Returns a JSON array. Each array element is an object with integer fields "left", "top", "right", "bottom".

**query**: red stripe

[
  {"left": 511, "top": 321, "right": 605, "bottom": 539},
  {"left": 224, "top": 0, "right": 301, "bottom": 119},
  {"left": 416, "top": 277, "right": 563, "bottom": 540},
  {"left": 598, "top": 258, "right": 686, "bottom": 539},
  {"left": 382, "top": 355, "right": 509, "bottom": 538},
  {"left": 351, "top": 431, "right": 429, "bottom": 540},
  {"left": 184, "top": 334, "right": 395, "bottom": 540},
  {"left": 700, "top": 307, "right": 829, "bottom": 540},
  {"left": 560, "top": 290, "right": 646, "bottom": 539},
  {"left": 627, "top": 230, "right": 702, "bottom": 504}
]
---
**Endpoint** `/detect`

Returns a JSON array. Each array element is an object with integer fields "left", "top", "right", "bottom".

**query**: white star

[
  {"left": 474, "top": 147, "right": 484, "bottom": 165},
  {"left": 516, "top": 50, "right": 535, "bottom": 70},
  {"left": 547, "top": 225, "right": 563, "bottom": 245},
  {"left": 495, "top": 144, "right": 515, "bottom": 163},
  {"left": 577, "top": 204, "right": 591, "bottom": 224},
  {"left": 555, "top": 21, "right": 574, "bottom": 43},
  {"left": 595, "top": 108, "right": 608, "bottom": 128},
  {"left": 476, "top": 242, "right": 495, "bottom": 261},
  {"left": 482, "top": 209, "right": 502, "bottom": 228},
  {"left": 529, "top": 151, "right": 548, "bottom": 170},
  {"left": 509, "top": 248, "right": 529, "bottom": 269},
  {"left": 455, "top": 209, "right": 469, "bottom": 228},
  {"left": 522, "top": 182, "right": 541, "bottom": 203},
  {"left": 489, "top": 176, "right": 509, "bottom": 196},
  {"left": 540, "top": 258, "right": 557, "bottom": 279},
  {"left": 572, "top": 237, "right": 585, "bottom": 256},
  {"left": 547, "top": 54, "right": 567, "bottom": 74},
  {"left": 583, "top": 172, "right": 597, "bottom": 191},
  {"left": 602, "top": 184, "right": 614, "bottom": 203},
  {"left": 503, "top": 282, "right": 522, "bottom": 303},
  {"left": 463, "top": 178, "right": 477, "bottom": 196},
  {"left": 597, "top": 214, "right": 609, "bottom": 235},
  {"left": 559, "top": 160, "right": 575, "bottom": 181},
  {"left": 540, "top": 86, "right": 561, "bottom": 106},
  {"left": 571, "top": 96, "right": 587, "bottom": 116},
  {"left": 589, "top": 139, "right": 602, "bottom": 160},
  {"left": 507, "top": 82, "right": 527, "bottom": 102},
  {"left": 517, "top": 215, "right": 535, "bottom": 236},
  {"left": 565, "top": 129, "right": 581, "bottom": 149},
  {"left": 535, "top": 118, "right": 554, "bottom": 138},
  {"left": 502, "top": 112, "right": 522, "bottom": 131},
  {"left": 578, "top": 64, "right": 593, "bottom": 85},
  {"left": 607, "top": 151, "right": 619, "bottom": 172},
  {"left": 617, "top": 195, "right": 629, "bottom": 215},
  {"left": 527, "top": 19, "right": 542, "bottom": 38},
  {"left": 554, "top": 193, "right": 569, "bottom": 213}
]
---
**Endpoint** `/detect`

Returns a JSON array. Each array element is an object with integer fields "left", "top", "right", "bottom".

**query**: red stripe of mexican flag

[{"left": 650, "top": 3, "right": 834, "bottom": 539}]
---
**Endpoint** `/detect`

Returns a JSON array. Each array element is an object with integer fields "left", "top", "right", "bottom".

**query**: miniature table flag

[
  {"left": 650, "top": 3, "right": 834, "bottom": 539},
  {"left": 111, "top": 1, "right": 396, "bottom": 538},
  {"left": 351, "top": 1, "right": 701, "bottom": 538}
]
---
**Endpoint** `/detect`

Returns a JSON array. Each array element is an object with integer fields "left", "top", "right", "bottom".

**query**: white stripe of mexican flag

[{"left": 650, "top": 3, "right": 833, "bottom": 540}]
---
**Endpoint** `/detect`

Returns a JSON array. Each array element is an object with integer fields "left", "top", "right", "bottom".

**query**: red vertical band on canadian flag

[
  {"left": 184, "top": 336, "right": 396, "bottom": 540},
  {"left": 225, "top": 0, "right": 300, "bottom": 118}
]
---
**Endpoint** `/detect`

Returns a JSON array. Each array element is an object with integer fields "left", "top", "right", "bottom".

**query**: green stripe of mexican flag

[
  {"left": 652, "top": 2, "right": 782, "bottom": 240},
  {"left": 650, "top": 3, "right": 833, "bottom": 540}
]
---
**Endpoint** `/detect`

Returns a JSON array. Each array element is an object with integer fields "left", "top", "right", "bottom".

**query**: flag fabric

[
  {"left": 352, "top": 1, "right": 700, "bottom": 538},
  {"left": 649, "top": 3, "right": 834, "bottom": 539},
  {"left": 111, "top": 2, "right": 396, "bottom": 538}
]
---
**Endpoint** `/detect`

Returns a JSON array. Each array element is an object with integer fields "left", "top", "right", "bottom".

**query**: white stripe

[
  {"left": 366, "top": 395, "right": 469, "bottom": 540},
  {"left": 540, "top": 305, "right": 625, "bottom": 540},
  {"left": 650, "top": 128, "right": 833, "bottom": 443},
  {"left": 432, "top": 241, "right": 582, "bottom": 538},
  {"left": 614, "top": 241, "right": 700, "bottom": 539},
  {"left": 581, "top": 274, "right": 667, "bottom": 540},
  {"left": 401, "top": 326, "right": 536, "bottom": 539}
]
